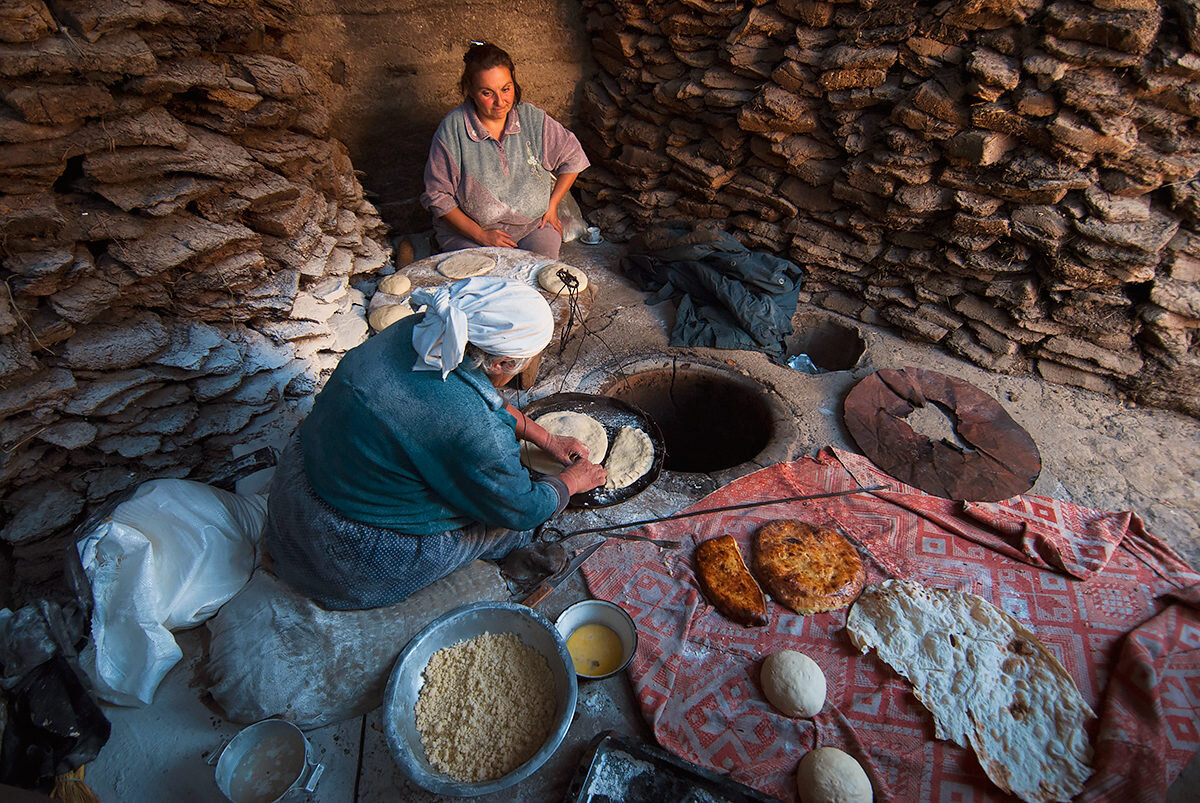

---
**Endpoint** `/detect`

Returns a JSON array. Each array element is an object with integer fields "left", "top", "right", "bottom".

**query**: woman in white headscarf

[{"left": 262, "top": 277, "right": 606, "bottom": 610}]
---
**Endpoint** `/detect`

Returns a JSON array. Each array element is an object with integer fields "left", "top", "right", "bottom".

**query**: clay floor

[{"left": 84, "top": 240, "right": 1200, "bottom": 801}]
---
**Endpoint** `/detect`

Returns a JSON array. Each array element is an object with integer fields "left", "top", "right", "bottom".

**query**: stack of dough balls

[
  {"left": 369, "top": 272, "right": 414, "bottom": 332},
  {"left": 795, "top": 747, "right": 872, "bottom": 803},
  {"left": 761, "top": 649, "right": 826, "bottom": 717}
]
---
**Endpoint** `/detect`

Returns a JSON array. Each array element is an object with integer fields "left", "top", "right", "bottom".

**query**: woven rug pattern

[{"left": 581, "top": 448, "right": 1200, "bottom": 802}]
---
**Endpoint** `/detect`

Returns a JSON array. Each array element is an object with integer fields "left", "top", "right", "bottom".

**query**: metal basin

[{"left": 382, "top": 601, "right": 578, "bottom": 796}]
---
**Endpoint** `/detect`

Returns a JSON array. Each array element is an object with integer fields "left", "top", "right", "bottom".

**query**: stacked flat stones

[
  {"left": 574, "top": 0, "right": 1199, "bottom": 417},
  {"left": 0, "top": 0, "right": 390, "bottom": 561}
]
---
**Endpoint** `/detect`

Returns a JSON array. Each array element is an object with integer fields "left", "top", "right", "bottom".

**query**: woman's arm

[
  {"left": 538, "top": 172, "right": 580, "bottom": 235},
  {"left": 506, "top": 401, "right": 606, "bottom": 494},
  {"left": 507, "top": 402, "right": 561, "bottom": 453},
  {"left": 439, "top": 207, "right": 518, "bottom": 248}
]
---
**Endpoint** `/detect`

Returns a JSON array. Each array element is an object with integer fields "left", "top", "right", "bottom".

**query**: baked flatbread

[
  {"left": 602, "top": 426, "right": 653, "bottom": 489},
  {"left": 846, "top": 579, "right": 1094, "bottom": 803},
  {"left": 751, "top": 520, "right": 865, "bottom": 615},
  {"left": 694, "top": 535, "right": 769, "bottom": 627},
  {"left": 437, "top": 251, "right": 496, "bottom": 279},
  {"left": 520, "top": 411, "right": 607, "bottom": 477}
]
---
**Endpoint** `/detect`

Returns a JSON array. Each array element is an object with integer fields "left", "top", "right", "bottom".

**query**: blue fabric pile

[{"left": 621, "top": 226, "right": 807, "bottom": 360}]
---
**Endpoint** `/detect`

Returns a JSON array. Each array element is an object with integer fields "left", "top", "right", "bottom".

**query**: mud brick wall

[
  {"left": 0, "top": 0, "right": 390, "bottom": 586},
  {"left": 575, "top": 0, "right": 1200, "bottom": 417}
]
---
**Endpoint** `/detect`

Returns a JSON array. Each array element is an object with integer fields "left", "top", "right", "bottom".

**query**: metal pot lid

[
  {"left": 843, "top": 367, "right": 1041, "bottom": 502},
  {"left": 520, "top": 392, "right": 665, "bottom": 509}
]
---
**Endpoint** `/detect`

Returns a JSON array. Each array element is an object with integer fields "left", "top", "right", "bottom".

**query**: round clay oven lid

[{"left": 843, "top": 367, "right": 1041, "bottom": 501}]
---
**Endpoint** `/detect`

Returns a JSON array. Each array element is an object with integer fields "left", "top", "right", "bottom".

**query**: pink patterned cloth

[{"left": 582, "top": 448, "right": 1200, "bottom": 802}]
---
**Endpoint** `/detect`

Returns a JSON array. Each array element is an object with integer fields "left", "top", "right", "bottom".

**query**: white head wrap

[{"left": 410, "top": 276, "right": 554, "bottom": 378}]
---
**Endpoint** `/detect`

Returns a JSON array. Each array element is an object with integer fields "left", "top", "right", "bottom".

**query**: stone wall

[
  {"left": 281, "top": 0, "right": 592, "bottom": 231},
  {"left": 575, "top": 0, "right": 1200, "bottom": 416},
  {"left": 0, "top": 0, "right": 390, "bottom": 594}
]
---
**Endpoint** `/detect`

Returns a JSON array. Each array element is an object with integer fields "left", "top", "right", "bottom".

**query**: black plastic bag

[{"left": 0, "top": 601, "right": 109, "bottom": 790}]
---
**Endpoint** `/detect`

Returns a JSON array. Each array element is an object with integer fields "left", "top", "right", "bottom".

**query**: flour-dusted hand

[
  {"left": 538, "top": 207, "right": 563, "bottom": 236},
  {"left": 478, "top": 227, "right": 518, "bottom": 248},
  {"left": 515, "top": 409, "right": 608, "bottom": 477},
  {"left": 559, "top": 456, "right": 607, "bottom": 495},
  {"left": 543, "top": 432, "right": 589, "bottom": 466}
]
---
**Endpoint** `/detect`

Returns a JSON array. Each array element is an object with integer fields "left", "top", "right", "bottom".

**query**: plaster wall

[{"left": 282, "top": 0, "right": 593, "bottom": 231}]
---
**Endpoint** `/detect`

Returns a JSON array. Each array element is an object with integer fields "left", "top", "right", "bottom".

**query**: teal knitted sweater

[{"left": 299, "top": 315, "right": 559, "bottom": 533}]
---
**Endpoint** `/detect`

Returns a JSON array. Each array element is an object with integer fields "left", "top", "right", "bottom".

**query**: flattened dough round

[
  {"left": 795, "top": 747, "right": 872, "bottom": 803},
  {"left": 602, "top": 425, "right": 653, "bottom": 489},
  {"left": 520, "top": 411, "right": 608, "bottom": 477},
  {"left": 761, "top": 650, "right": 825, "bottom": 717},
  {"left": 369, "top": 303, "right": 413, "bottom": 332},
  {"left": 378, "top": 272, "right": 411, "bottom": 296},
  {"left": 437, "top": 251, "right": 496, "bottom": 279},
  {"left": 538, "top": 263, "right": 589, "bottom": 294}
]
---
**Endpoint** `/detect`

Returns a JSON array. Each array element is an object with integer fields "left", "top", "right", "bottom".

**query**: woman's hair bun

[{"left": 464, "top": 40, "right": 487, "bottom": 61}]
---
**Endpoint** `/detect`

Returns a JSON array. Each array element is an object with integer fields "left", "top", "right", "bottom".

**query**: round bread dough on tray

[
  {"left": 538, "top": 263, "right": 588, "bottom": 294},
  {"left": 761, "top": 650, "right": 826, "bottom": 718},
  {"left": 520, "top": 411, "right": 608, "bottom": 477},
  {"left": 602, "top": 425, "right": 653, "bottom": 489},
  {"left": 378, "top": 272, "right": 411, "bottom": 296},
  {"left": 369, "top": 303, "right": 413, "bottom": 332},
  {"left": 795, "top": 747, "right": 872, "bottom": 803},
  {"left": 437, "top": 251, "right": 496, "bottom": 279}
]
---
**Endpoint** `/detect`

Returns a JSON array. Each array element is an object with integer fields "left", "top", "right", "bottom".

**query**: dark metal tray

[
  {"left": 563, "top": 731, "right": 780, "bottom": 803},
  {"left": 521, "top": 392, "right": 665, "bottom": 509}
]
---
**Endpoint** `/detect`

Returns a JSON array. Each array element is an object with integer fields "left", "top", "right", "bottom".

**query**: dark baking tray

[
  {"left": 563, "top": 731, "right": 780, "bottom": 803},
  {"left": 521, "top": 392, "right": 665, "bottom": 509}
]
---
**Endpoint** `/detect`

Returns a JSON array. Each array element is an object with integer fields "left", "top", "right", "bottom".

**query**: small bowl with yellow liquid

[{"left": 556, "top": 600, "right": 638, "bottom": 680}]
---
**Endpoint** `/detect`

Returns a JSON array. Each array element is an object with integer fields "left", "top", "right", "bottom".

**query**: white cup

[{"left": 582, "top": 226, "right": 602, "bottom": 244}]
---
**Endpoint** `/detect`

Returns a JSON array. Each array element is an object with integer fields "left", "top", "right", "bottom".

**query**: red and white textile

[{"left": 581, "top": 448, "right": 1200, "bottom": 802}]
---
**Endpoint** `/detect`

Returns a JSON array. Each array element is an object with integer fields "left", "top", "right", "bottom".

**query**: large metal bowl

[{"left": 381, "top": 601, "right": 578, "bottom": 796}]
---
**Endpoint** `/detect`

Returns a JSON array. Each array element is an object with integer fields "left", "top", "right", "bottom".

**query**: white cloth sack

[
  {"left": 203, "top": 560, "right": 509, "bottom": 729},
  {"left": 76, "top": 479, "right": 266, "bottom": 706}
]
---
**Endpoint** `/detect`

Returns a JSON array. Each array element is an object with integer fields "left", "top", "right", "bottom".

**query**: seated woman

[
  {"left": 263, "top": 277, "right": 606, "bottom": 610},
  {"left": 421, "top": 41, "right": 589, "bottom": 259}
]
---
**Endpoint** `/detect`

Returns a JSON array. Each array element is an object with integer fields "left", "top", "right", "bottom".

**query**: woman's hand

[
  {"left": 538, "top": 207, "right": 563, "bottom": 236},
  {"left": 559, "top": 456, "right": 607, "bottom": 495},
  {"left": 542, "top": 433, "right": 588, "bottom": 466},
  {"left": 541, "top": 172, "right": 579, "bottom": 238},
  {"left": 439, "top": 208, "right": 518, "bottom": 249},
  {"left": 477, "top": 227, "right": 519, "bottom": 248}
]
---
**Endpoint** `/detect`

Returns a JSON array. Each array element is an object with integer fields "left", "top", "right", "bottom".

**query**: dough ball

[
  {"left": 369, "top": 303, "right": 413, "bottom": 332},
  {"left": 378, "top": 272, "right": 411, "bottom": 296},
  {"left": 795, "top": 747, "right": 872, "bottom": 803},
  {"left": 538, "top": 263, "right": 588, "bottom": 294},
  {"left": 761, "top": 650, "right": 825, "bottom": 717}
]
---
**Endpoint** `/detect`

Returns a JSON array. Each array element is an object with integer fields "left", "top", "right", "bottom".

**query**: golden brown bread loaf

[
  {"left": 694, "top": 534, "right": 769, "bottom": 627},
  {"left": 751, "top": 520, "right": 866, "bottom": 615}
]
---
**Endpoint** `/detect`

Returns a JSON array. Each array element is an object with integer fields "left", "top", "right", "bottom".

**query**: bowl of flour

[{"left": 382, "top": 601, "right": 578, "bottom": 796}]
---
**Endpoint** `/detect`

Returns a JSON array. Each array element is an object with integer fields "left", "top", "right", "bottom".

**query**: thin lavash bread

[{"left": 845, "top": 579, "right": 1094, "bottom": 803}]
